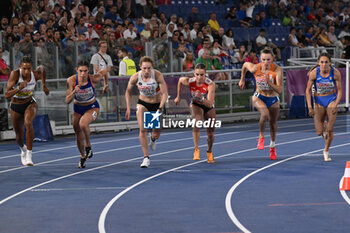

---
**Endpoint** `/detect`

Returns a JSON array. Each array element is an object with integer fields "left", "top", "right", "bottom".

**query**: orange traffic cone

[{"left": 340, "top": 161, "right": 350, "bottom": 191}]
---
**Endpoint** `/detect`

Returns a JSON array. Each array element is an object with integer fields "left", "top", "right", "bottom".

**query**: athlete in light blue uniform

[
  {"left": 306, "top": 53, "right": 342, "bottom": 161},
  {"left": 66, "top": 60, "right": 108, "bottom": 168}
]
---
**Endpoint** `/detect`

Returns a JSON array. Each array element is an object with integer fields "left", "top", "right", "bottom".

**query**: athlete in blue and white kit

[
  {"left": 5, "top": 56, "right": 50, "bottom": 166},
  {"left": 66, "top": 60, "right": 108, "bottom": 168},
  {"left": 306, "top": 53, "right": 342, "bottom": 161},
  {"left": 125, "top": 56, "right": 168, "bottom": 168}
]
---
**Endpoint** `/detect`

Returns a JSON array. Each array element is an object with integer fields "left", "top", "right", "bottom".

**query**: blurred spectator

[
  {"left": 317, "top": 27, "right": 333, "bottom": 47},
  {"left": 0, "top": 47, "right": 10, "bottom": 81},
  {"left": 135, "top": 17, "right": 145, "bottom": 34},
  {"left": 159, "top": 12, "right": 168, "bottom": 25},
  {"left": 167, "top": 23, "right": 175, "bottom": 38},
  {"left": 46, "top": 28, "right": 55, "bottom": 42},
  {"left": 90, "top": 40, "right": 113, "bottom": 82},
  {"left": 104, "top": 5, "right": 120, "bottom": 22},
  {"left": 182, "top": 51, "right": 194, "bottom": 72},
  {"left": 268, "top": 1, "right": 280, "bottom": 19},
  {"left": 118, "top": 47, "right": 136, "bottom": 76},
  {"left": 296, "top": 28, "right": 307, "bottom": 47},
  {"left": 190, "top": 22, "right": 200, "bottom": 41},
  {"left": 225, "top": 6, "right": 237, "bottom": 20},
  {"left": 124, "top": 37, "right": 135, "bottom": 54},
  {"left": 222, "top": 28, "right": 235, "bottom": 50},
  {"left": 341, "top": 36, "right": 350, "bottom": 60},
  {"left": 338, "top": 24, "right": 350, "bottom": 40},
  {"left": 143, "top": 0, "right": 158, "bottom": 19},
  {"left": 256, "top": 28, "right": 281, "bottom": 60},
  {"left": 114, "top": 23, "right": 124, "bottom": 40},
  {"left": 244, "top": 49, "right": 259, "bottom": 64},
  {"left": 328, "top": 25, "right": 343, "bottom": 49},
  {"left": 141, "top": 22, "right": 152, "bottom": 40},
  {"left": 232, "top": 44, "right": 248, "bottom": 64},
  {"left": 208, "top": 13, "right": 220, "bottom": 34},
  {"left": 167, "top": 14, "right": 178, "bottom": 33},
  {"left": 76, "top": 18, "right": 87, "bottom": 35},
  {"left": 202, "top": 26, "right": 214, "bottom": 43},
  {"left": 123, "top": 22, "right": 137, "bottom": 40},
  {"left": 195, "top": 49, "right": 214, "bottom": 70},
  {"left": 253, "top": 13, "right": 262, "bottom": 27},
  {"left": 237, "top": 2, "right": 251, "bottom": 28},
  {"left": 133, "top": 38, "right": 145, "bottom": 58},
  {"left": 288, "top": 27, "right": 304, "bottom": 48},
  {"left": 187, "top": 7, "right": 201, "bottom": 26},
  {"left": 84, "top": 23, "right": 99, "bottom": 41},
  {"left": 12, "top": 24, "right": 21, "bottom": 42},
  {"left": 35, "top": 11, "right": 48, "bottom": 31},
  {"left": 197, "top": 37, "right": 211, "bottom": 58},
  {"left": 181, "top": 23, "right": 191, "bottom": 42}
]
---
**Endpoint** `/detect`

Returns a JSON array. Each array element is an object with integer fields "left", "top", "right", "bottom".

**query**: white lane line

[
  {"left": 225, "top": 142, "right": 350, "bottom": 233},
  {"left": 98, "top": 132, "right": 350, "bottom": 233},
  {"left": 0, "top": 131, "right": 190, "bottom": 160},
  {"left": 0, "top": 117, "right": 333, "bottom": 160},
  {"left": 339, "top": 177, "right": 350, "bottom": 205},
  {"left": 30, "top": 187, "right": 128, "bottom": 192}
]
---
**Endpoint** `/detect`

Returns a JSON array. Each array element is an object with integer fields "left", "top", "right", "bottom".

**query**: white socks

[
  {"left": 26, "top": 150, "right": 34, "bottom": 166},
  {"left": 323, "top": 150, "right": 332, "bottom": 162},
  {"left": 270, "top": 141, "right": 275, "bottom": 148},
  {"left": 20, "top": 145, "right": 27, "bottom": 166}
]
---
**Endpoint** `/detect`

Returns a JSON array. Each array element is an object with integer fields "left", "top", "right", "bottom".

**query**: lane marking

[
  {"left": 268, "top": 202, "right": 346, "bottom": 207},
  {"left": 98, "top": 132, "right": 350, "bottom": 233},
  {"left": 30, "top": 187, "right": 128, "bottom": 192},
  {"left": 225, "top": 142, "right": 350, "bottom": 233}
]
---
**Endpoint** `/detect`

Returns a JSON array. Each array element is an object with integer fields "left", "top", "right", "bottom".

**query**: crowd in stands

[{"left": 0, "top": 0, "right": 350, "bottom": 79}]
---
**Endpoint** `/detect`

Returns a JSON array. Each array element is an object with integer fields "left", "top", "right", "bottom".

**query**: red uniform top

[{"left": 189, "top": 77, "right": 213, "bottom": 103}]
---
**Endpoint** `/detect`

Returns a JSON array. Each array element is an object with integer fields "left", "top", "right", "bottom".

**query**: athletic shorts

[
  {"left": 254, "top": 92, "right": 279, "bottom": 108},
  {"left": 314, "top": 93, "right": 337, "bottom": 108},
  {"left": 10, "top": 98, "right": 36, "bottom": 115},
  {"left": 74, "top": 100, "right": 100, "bottom": 115},
  {"left": 137, "top": 99, "right": 160, "bottom": 112},
  {"left": 191, "top": 101, "right": 214, "bottom": 114}
]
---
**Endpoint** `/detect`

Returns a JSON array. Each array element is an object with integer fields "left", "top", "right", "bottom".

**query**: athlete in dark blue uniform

[{"left": 306, "top": 53, "right": 342, "bottom": 161}]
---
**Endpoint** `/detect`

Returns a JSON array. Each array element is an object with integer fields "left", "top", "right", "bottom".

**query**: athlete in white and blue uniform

[
  {"left": 125, "top": 56, "right": 168, "bottom": 168},
  {"left": 306, "top": 53, "right": 342, "bottom": 162},
  {"left": 66, "top": 60, "right": 108, "bottom": 168},
  {"left": 5, "top": 56, "right": 50, "bottom": 166}
]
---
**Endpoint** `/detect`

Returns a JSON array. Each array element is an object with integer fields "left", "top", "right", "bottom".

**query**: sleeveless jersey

[
  {"left": 189, "top": 77, "right": 212, "bottom": 102},
  {"left": 314, "top": 66, "right": 335, "bottom": 95},
  {"left": 74, "top": 75, "right": 96, "bottom": 104},
  {"left": 254, "top": 63, "right": 277, "bottom": 92},
  {"left": 137, "top": 70, "right": 160, "bottom": 97},
  {"left": 14, "top": 69, "right": 36, "bottom": 99}
]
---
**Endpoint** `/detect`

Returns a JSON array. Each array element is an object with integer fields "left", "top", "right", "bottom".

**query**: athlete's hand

[
  {"left": 238, "top": 79, "right": 245, "bottom": 90},
  {"left": 102, "top": 85, "right": 108, "bottom": 94},
  {"left": 174, "top": 96, "right": 180, "bottom": 105},
  {"left": 308, "top": 108, "right": 314, "bottom": 117},
  {"left": 43, "top": 85, "right": 50, "bottom": 95},
  {"left": 74, "top": 85, "right": 80, "bottom": 93},
  {"left": 125, "top": 108, "right": 130, "bottom": 120},
  {"left": 19, "top": 81, "right": 28, "bottom": 89}
]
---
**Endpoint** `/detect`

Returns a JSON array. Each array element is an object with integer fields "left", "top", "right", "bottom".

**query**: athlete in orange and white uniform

[
  {"left": 175, "top": 63, "right": 216, "bottom": 163},
  {"left": 239, "top": 48, "right": 283, "bottom": 160}
]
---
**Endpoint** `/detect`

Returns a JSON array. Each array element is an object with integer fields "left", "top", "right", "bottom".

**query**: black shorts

[
  {"left": 10, "top": 98, "right": 36, "bottom": 115},
  {"left": 192, "top": 101, "right": 213, "bottom": 114},
  {"left": 137, "top": 99, "right": 160, "bottom": 112}
]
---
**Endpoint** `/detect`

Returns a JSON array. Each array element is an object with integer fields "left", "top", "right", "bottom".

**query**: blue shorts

[
  {"left": 74, "top": 101, "right": 100, "bottom": 115},
  {"left": 254, "top": 92, "right": 279, "bottom": 108},
  {"left": 314, "top": 93, "right": 337, "bottom": 108}
]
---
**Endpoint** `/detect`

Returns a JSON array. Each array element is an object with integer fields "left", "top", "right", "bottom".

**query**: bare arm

[
  {"left": 174, "top": 77, "right": 189, "bottom": 105},
  {"left": 202, "top": 82, "right": 216, "bottom": 108},
  {"left": 334, "top": 68, "right": 342, "bottom": 107},
  {"left": 65, "top": 76, "right": 78, "bottom": 104},
  {"left": 266, "top": 65, "right": 283, "bottom": 94},
  {"left": 4, "top": 70, "right": 20, "bottom": 99},
  {"left": 239, "top": 62, "right": 257, "bottom": 90},
  {"left": 34, "top": 66, "right": 49, "bottom": 95},
  {"left": 125, "top": 74, "right": 138, "bottom": 120},
  {"left": 155, "top": 70, "right": 168, "bottom": 110},
  {"left": 305, "top": 69, "right": 316, "bottom": 116}
]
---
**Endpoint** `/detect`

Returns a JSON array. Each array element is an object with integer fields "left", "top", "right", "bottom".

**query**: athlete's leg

[
  {"left": 10, "top": 109, "right": 25, "bottom": 147},
  {"left": 252, "top": 96, "right": 269, "bottom": 139},
  {"left": 204, "top": 108, "right": 216, "bottom": 163},
  {"left": 191, "top": 104, "right": 204, "bottom": 150},
  {"left": 268, "top": 101, "right": 279, "bottom": 143},
  {"left": 204, "top": 108, "right": 216, "bottom": 152},
  {"left": 72, "top": 112, "right": 85, "bottom": 158},
  {"left": 325, "top": 101, "right": 338, "bottom": 152},
  {"left": 79, "top": 108, "right": 99, "bottom": 147},
  {"left": 313, "top": 103, "right": 327, "bottom": 136},
  {"left": 136, "top": 104, "right": 149, "bottom": 157},
  {"left": 23, "top": 102, "right": 38, "bottom": 150}
]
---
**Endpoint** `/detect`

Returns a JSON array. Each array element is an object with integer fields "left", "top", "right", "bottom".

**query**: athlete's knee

[
  {"left": 139, "top": 129, "right": 147, "bottom": 135},
  {"left": 152, "top": 131, "right": 161, "bottom": 139}
]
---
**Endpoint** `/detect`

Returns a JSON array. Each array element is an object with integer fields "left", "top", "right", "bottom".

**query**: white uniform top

[
  {"left": 14, "top": 69, "right": 36, "bottom": 99},
  {"left": 137, "top": 70, "right": 160, "bottom": 97}
]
